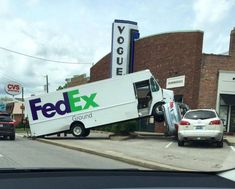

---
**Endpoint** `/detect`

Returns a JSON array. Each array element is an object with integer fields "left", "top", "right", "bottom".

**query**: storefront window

[
  {"left": 219, "top": 94, "right": 235, "bottom": 132},
  {"left": 230, "top": 106, "right": 235, "bottom": 132},
  {"left": 219, "top": 105, "right": 228, "bottom": 131},
  {"left": 174, "top": 95, "right": 183, "bottom": 103}
]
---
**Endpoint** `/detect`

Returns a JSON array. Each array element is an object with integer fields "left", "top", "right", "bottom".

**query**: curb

[
  {"left": 36, "top": 138, "right": 192, "bottom": 172},
  {"left": 224, "top": 139, "right": 230, "bottom": 146},
  {"left": 224, "top": 138, "right": 235, "bottom": 146}
]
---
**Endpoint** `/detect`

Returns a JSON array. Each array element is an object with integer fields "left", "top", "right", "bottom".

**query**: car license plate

[
  {"left": 195, "top": 126, "right": 203, "bottom": 130},
  {"left": 0, "top": 124, "right": 3, "bottom": 127}
]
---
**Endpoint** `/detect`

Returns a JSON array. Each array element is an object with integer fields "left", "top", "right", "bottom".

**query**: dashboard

[{"left": 0, "top": 169, "right": 234, "bottom": 189}]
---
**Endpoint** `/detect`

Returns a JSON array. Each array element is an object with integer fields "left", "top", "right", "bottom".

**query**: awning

[{"left": 220, "top": 94, "right": 235, "bottom": 105}]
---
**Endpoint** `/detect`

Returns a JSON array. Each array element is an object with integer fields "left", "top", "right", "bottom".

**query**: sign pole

[{"left": 21, "top": 87, "right": 25, "bottom": 131}]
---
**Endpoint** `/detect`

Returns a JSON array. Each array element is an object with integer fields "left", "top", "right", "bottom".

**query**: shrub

[{"left": 95, "top": 120, "right": 138, "bottom": 135}]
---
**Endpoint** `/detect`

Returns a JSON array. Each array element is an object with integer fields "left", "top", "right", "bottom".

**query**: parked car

[
  {"left": 177, "top": 109, "right": 223, "bottom": 147},
  {"left": 0, "top": 112, "right": 16, "bottom": 140}
]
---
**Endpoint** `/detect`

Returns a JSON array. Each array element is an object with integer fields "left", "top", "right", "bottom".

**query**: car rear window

[
  {"left": 184, "top": 110, "right": 216, "bottom": 120},
  {"left": 0, "top": 115, "right": 12, "bottom": 122}
]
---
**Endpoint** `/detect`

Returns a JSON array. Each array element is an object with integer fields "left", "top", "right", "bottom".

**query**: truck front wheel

[
  {"left": 152, "top": 103, "right": 165, "bottom": 122},
  {"left": 71, "top": 123, "right": 85, "bottom": 137}
]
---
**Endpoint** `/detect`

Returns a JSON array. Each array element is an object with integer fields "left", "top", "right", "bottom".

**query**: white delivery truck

[{"left": 25, "top": 70, "right": 167, "bottom": 137}]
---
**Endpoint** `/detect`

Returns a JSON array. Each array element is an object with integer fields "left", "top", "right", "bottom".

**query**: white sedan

[{"left": 177, "top": 109, "right": 224, "bottom": 147}]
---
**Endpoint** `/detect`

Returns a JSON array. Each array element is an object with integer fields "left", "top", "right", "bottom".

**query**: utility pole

[
  {"left": 45, "top": 75, "right": 49, "bottom": 93},
  {"left": 21, "top": 87, "right": 25, "bottom": 130}
]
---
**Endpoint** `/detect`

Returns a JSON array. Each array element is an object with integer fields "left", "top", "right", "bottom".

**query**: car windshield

[
  {"left": 184, "top": 110, "right": 217, "bottom": 120},
  {"left": 0, "top": 0, "right": 235, "bottom": 175}
]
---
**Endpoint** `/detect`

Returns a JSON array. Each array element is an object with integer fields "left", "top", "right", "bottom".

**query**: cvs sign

[{"left": 5, "top": 81, "right": 22, "bottom": 96}]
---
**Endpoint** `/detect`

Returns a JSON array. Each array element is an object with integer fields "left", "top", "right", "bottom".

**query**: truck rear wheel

[
  {"left": 71, "top": 123, "right": 85, "bottom": 137},
  {"left": 82, "top": 129, "right": 90, "bottom": 137}
]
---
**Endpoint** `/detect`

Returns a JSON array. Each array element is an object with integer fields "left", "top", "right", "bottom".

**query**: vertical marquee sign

[{"left": 111, "top": 19, "right": 139, "bottom": 77}]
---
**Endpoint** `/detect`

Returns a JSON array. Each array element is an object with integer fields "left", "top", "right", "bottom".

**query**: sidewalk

[
  {"left": 35, "top": 131, "right": 189, "bottom": 171},
  {"left": 224, "top": 134, "right": 235, "bottom": 145}
]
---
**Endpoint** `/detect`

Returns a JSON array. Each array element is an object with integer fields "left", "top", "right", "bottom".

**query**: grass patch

[{"left": 15, "top": 128, "right": 29, "bottom": 133}]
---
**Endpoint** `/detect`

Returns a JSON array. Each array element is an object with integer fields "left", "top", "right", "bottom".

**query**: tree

[{"left": 57, "top": 83, "right": 68, "bottom": 91}]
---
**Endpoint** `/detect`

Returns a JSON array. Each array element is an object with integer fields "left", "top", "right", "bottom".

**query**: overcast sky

[{"left": 0, "top": 0, "right": 235, "bottom": 98}]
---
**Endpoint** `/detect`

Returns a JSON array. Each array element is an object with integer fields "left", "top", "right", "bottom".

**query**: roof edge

[{"left": 138, "top": 30, "right": 204, "bottom": 41}]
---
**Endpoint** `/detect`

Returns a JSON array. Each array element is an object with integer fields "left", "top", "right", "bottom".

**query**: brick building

[
  {"left": 66, "top": 74, "right": 89, "bottom": 88},
  {"left": 90, "top": 28, "right": 235, "bottom": 133},
  {"left": 57, "top": 74, "right": 90, "bottom": 90},
  {"left": 6, "top": 101, "right": 24, "bottom": 127}
]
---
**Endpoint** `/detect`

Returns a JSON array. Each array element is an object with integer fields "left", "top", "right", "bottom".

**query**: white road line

[
  {"left": 230, "top": 146, "right": 235, "bottom": 152},
  {"left": 0, "top": 154, "right": 3, "bottom": 158},
  {"left": 165, "top": 142, "right": 173, "bottom": 148}
]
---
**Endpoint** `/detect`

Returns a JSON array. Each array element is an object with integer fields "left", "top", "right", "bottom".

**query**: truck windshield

[{"left": 150, "top": 77, "right": 159, "bottom": 92}]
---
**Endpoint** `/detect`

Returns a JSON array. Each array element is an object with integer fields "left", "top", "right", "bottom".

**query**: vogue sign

[
  {"left": 5, "top": 81, "right": 22, "bottom": 96},
  {"left": 111, "top": 20, "right": 139, "bottom": 77}
]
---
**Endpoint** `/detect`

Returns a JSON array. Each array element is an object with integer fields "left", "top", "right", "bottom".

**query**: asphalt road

[{"left": 0, "top": 135, "right": 143, "bottom": 169}]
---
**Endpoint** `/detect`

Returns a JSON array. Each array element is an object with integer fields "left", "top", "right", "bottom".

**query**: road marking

[
  {"left": 0, "top": 154, "right": 3, "bottom": 158},
  {"left": 230, "top": 146, "right": 235, "bottom": 152},
  {"left": 165, "top": 142, "right": 173, "bottom": 148}
]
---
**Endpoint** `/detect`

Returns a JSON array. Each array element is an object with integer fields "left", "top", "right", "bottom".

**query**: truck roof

[{"left": 26, "top": 69, "right": 154, "bottom": 100}]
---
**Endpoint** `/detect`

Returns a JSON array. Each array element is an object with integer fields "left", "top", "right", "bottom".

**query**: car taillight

[
  {"left": 179, "top": 120, "right": 190, "bottom": 126},
  {"left": 209, "top": 120, "right": 221, "bottom": 125}
]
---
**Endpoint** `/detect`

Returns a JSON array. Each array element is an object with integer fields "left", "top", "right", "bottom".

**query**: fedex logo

[{"left": 29, "top": 89, "right": 99, "bottom": 121}]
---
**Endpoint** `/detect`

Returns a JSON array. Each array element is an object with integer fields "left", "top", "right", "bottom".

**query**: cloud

[
  {"left": 0, "top": 4, "right": 92, "bottom": 97},
  {"left": 25, "top": 0, "right": 40, "bottom": 7},
  {"left": 192, "top": 0, "right": 235, "bottom": 53},
  {"left": 0, "top": 0, "right": 10, "bottom": 16},
  {"left": 193, "top": 0, "right": 232, "bottom": 27}
]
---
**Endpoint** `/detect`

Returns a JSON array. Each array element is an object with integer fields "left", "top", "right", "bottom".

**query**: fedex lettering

[{"left": 29, "top": 89, "right": 99, "bottom": 121}]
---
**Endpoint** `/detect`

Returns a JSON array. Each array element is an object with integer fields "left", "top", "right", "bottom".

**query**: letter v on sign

[
  {"left": 82, "top": 93, "right": 99, "bottom": 110},
  {"left": 118, "top": 26, "right": 125, "bottom": 34}
]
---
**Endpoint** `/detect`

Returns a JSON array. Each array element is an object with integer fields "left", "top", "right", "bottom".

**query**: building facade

[
  {"left": 66, "top": 74, "right": 90, "bottom": 88},
  {"left": 6, "top": 101, "right": 24, "bottom": 127},
  {"left": 90, "top": 28, "right": 235, "bottom": 133}
]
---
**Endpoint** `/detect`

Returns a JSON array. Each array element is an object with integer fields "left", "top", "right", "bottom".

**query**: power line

[
  {"left": 0, "top": 72, "right": 24, "bottom": 84},
  {"left": 0, "top": 46, "right": 93, "bottom": 65}
]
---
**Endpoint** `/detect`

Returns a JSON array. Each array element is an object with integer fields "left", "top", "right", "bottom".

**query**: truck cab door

[{"left": 134, "top": 80, "right": 153, "bottom": 117}]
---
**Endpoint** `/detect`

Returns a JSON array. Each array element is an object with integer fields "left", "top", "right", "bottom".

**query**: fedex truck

[{"left": 25, "top": 70, "right": 169, "bottom": 137}]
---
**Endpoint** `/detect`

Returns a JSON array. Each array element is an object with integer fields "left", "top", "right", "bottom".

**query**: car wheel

[
  {"left": 71, "top": 123, "right": 85, "bottom": 137},
  {"left": 178, "top": 140, "right": 184, "bottom": 147},
  {"left": 82, "top": 129, "right": 90, "bottom": 137},
  {"left": 3, "top": 136, "right": 8, "bottom": 140},
  {"left": 217, "top": 139, "right": 223, "bottom": 148},
  {"left": 9, "top": 134, "right": 15, "bottom": 140}
]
